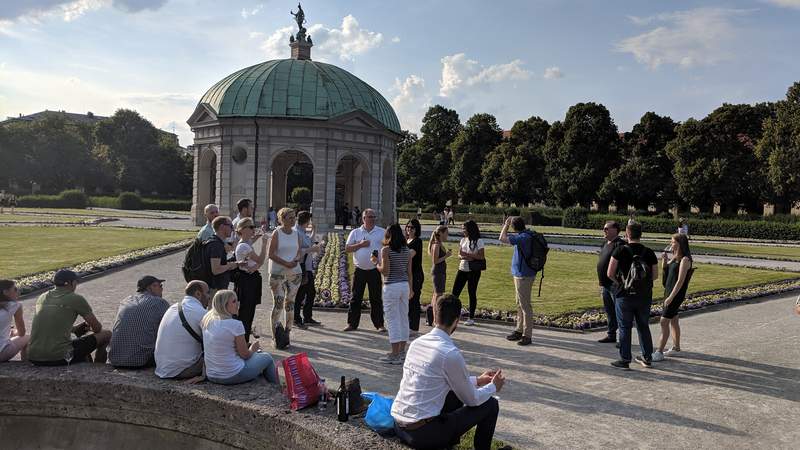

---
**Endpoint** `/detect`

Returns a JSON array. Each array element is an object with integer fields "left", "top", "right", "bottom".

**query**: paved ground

[{"left": 17, "top": 251, "right": 800, "bottom": 449}]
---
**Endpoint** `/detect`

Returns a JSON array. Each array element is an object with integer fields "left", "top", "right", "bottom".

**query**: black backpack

[
  {"left": 618, "top": 246, "right": 651, "bottom": 296},
  {"left": 519, "top": 230, "right": 550, "bottom": 296},
  {"left": 182, "top": 238, "right": 212, "bottom": 283}
]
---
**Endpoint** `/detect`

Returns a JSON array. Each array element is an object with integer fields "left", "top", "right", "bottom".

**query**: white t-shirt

[
  {"left": 458, "top": 238, "right": 485, "bottom": 272},
  {"left": 0, "top": 301, "right": 20, "bottom": 353},
  {"left": 235, "top": 242, "right": 259, "bottom": 271},
  {"left": 346, "top": 225, "right": 386, "bottom": 270},
  {"left": 203, "top": 318, "right": 246, "bottom": 379},
  {"left": 154, "top": 296, "right": 206, "bottom": 378}
]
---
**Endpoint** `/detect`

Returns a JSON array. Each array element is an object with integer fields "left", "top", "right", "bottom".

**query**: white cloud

[
  {"left": 616, "top": 8, "right": 751, "bottom": 69},
  {"left": 439, "top": 53, "right": 531, "bottom": 97},
  {"left": 763, "top": 0, "right": 800, "bottom": 9},
  {"left": 390, "top": 74, "right": 430, "bottom": 132},
  {"left": 391, "top": 36, "right": 401, "bottom": 43},
  {"left": 0, "top": 0, "right": 166, "bottom": 22},
  {"left": 256, "top": 15, "right": 383, "bottom": 62},
  {"left": 241, "top": 3, "right": 263, "bottom": 19},
  {"left": 543, "top": 66, "right": 563, "bottom": 79}
]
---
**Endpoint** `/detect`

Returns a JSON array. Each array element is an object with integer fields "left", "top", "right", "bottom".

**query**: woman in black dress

[
  {"left": 653, "top": 233, "right": 693, "bottom": 362},
  {"left": 233, "top": 218, "right": 269, "bottom": 342},
  {"left": 405, "top": 219, "right": 424, "bottom": 332}
]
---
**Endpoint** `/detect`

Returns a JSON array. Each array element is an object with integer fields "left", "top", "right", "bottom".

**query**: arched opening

[
  {"left": 336, "top": 155, "right": 369, "bottom": 228},
  {"left": 196, "top": 149, "right": 217, "bottom": 224},
  {"left": 381, "top": 158, "right": 394, "bottom": 226},
  {"left": 270, "top": 150, "right": 314, "bottom": 211}
]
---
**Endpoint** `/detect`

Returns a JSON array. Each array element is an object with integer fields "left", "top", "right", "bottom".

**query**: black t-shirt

[
  {"left": 597, "top": 236, "right": 625, "bottom": 287},
  {"left": 206, "top": 235, "right": 230, "bottom": 289},
  {"left": 611, "top": 243, "right": 658, "bottom": 298},
  {"left": 408, "top": 238, "right": 423, "bottom": 275}
]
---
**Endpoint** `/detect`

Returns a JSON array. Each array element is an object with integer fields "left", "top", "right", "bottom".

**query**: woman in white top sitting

[
  {"left": 0, "top": 279, "right": 29, "bottom": 362},
  {"left": 202, "top": 290, "right": 277, "bottom": 385},
  {"left": 233, "top": 217, "right": 268, "bottom": 342},
  {"left": 268, "top": 207, "right": 303, "bottom": 348}
]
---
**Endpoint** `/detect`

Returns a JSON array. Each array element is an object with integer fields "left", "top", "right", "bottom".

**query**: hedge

[
  {"left": 18, "top": 190, "right": 190, "bottom": 211},
  {"left": 398, "top": 209, "right": 562, "bottom": 226},
  {"left": 18, "top": 190, "right": 87, "bottom": 209}
]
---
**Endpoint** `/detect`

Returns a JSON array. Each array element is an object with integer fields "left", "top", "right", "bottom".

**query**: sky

[{"left": 1, "top": 0, "right": 799, "bottom": 146}]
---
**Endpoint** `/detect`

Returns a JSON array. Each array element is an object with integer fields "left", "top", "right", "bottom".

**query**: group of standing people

[{"left": 0, "top": 191, "right": 18, "bottom": 214}]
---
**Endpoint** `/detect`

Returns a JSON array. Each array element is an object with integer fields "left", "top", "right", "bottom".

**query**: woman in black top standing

[
  {"left": 652, "top": 233, "right": 693, "bottom": 362},
  {"left": 405, "top": 219, "right": 424, "bottom": 332}
]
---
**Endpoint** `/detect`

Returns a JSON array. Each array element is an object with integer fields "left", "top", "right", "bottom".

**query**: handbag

[
  {"left": 346, "top": 377, "right": 366, "bottom": 415},
  {"left": 468, "top": 258, "right": 486, "bottom": 271},
  {"left": 281, "top": 352, "right": 321, "bottom": 410}
]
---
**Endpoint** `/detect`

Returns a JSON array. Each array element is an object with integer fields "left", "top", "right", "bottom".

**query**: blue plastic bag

[{"left": 362, "top": 392, "right": 395, "bottom": 434}]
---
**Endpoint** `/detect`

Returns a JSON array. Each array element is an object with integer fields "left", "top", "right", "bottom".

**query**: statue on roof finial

[{"left": 291, "top": 3, "right": 306, "bottom": 30}]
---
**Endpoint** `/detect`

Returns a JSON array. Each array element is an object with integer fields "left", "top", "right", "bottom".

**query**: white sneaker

[
  {"left": 379, "top": 353, "right": 396, "bottom": 364},
  {"left": 651, "top": 351, "right": 665, "bottom": 362},
  {"left": 464, "top": 319, "right": 475, "bottom": 326},
  {"left": 664, "top": 347, "right": 681, "bottom": 357}
]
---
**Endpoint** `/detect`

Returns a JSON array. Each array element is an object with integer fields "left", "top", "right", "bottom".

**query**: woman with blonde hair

[
  {"left": 426, "top": 225, "right": 452, "bottom": 326},
  {"left": 233, "top": 217, "right": 268, "bottom": 342},
  {"left": 267, "top": 207, "right": 303, "bottom": 349},
  {"left": 653, "top": 234, "right": 694, "bottom": 362},
  {"left": 202, "top": 290, "right": 277, "bottom": 385}
]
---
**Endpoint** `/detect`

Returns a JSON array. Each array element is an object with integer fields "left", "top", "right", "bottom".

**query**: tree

[
  {"left": 542, "top": 103, "right": 621, "bottom": 208},
  {"left": 598, "top": 112, "right": 677, "bottom": 211},
  {"left": 666, "top": 103, "right": 774, "bottom": 214},
  {"left": 479, "top": 116, "right": 550, "bottom": 205},
  {"left": 291, "top": 186, "right": 312, "bottom": 208},
  {"left": 449, "top": 113, "right": 503, "bottom": 204},
  {"left": 394, "top": 130, "right": 418, "bottom": 203},
  {"left": 756, "top": 82, "right": 800, "bottom": 213}
]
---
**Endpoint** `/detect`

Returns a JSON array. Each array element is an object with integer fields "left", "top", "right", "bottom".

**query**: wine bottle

[{"left": 336, "top": 376, "right": 349, "bottom": 422}]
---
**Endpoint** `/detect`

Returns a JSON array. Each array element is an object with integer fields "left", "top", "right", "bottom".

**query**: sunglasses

[
  {"left": 246, "top": 225, "right": 257, "bottom": 229},
  {"left": 366, "top": 216, "right": 377, "bottom": 219}
]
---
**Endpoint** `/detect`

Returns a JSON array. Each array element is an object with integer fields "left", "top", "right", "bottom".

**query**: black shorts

[
  {"left": 662, "top": 298, "right": 685, "bottom": 319},
  {"left": 30, "top": 335, "right": 98, "bottom": 366}
]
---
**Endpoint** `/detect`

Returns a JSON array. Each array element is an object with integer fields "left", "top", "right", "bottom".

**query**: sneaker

[
  {"left": 392, "top": 353, "right": 405, "bottom": 365},
  {"left": 597, "top": 335, "right": 616, "bottom": 343},
  {"left": 517, "top": 336, "right": 532, "bottom": 346},
  {"left": 379, "top": 353, "right": 400, "bottom": 364},
  {"left": 305, "top": 319, "right": 322, "bottom": 326},
  {"left": 464, "top": 319, "right": 475, "bottom": 326},
  {"left": 377, "top": 326, "right": 388, "bottom": 333},
  {"left": 634, "top": 355, "right": 652, "bottom": 368},
  {"left": 293, "top": 320, "right": 307, "bottom": 330},
  {"left": 342, "top": 326, "right": 357, "bottom": 332},
  {"left": 651, "top": 351, "right": 665, "bottom": 362},
  {"left": 610, "top": 360, "right": 630, "bottom": 370},
  {"left": 506, "top": 331, "right": 523, "bottom": 341},
  {"left": 664, "top": 347, "right": 681, "bottom": 356}
]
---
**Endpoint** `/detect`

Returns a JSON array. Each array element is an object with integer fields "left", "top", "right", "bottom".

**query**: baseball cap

[
  {"left": 53, "top": 270, "right": 79, "bottom": 286},
  {"left": 137, "top": 275, "right": 165, "bottom": 292}
]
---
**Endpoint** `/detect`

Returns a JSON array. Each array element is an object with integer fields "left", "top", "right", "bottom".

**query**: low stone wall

[{"left": 0, "top": 363, "right": 405, "bottom": 450}]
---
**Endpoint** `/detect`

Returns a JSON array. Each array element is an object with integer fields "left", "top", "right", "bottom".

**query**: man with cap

[
  {"left": 29, "top": 270, "right": 112, "bottom": 365},
  {"left": 107, "top": 275, "right": 170, "bottom": 368}
]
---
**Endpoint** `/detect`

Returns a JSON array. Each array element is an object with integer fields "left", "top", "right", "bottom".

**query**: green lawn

[
  {"left": 352, "top": 244, "right": 796, "bottom": 316},
  {"left": 0, "top": 226, "right": 194, "bottom": 279},
  {"left": 14, "top": 207, "right": 185, "bottom": 218},
  {"left": 0, "top": 213, "right": 90, "bottom": 223}
]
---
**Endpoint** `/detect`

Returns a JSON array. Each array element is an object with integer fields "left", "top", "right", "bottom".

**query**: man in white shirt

[
  {"left": 154, "top": 280, "right": 210, "bottom": 379},
  {"left": 343, "top": 208, "right": 386, "bottom": 332},
  {"left": 391, "top": 294, "right": 506, "bottom": 450}
]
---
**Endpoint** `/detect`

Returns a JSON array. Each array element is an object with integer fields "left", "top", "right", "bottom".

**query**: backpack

[
  {"left": 519, "top": 230, "right": 550, "bottom": 296},
  {"left": 619, "top": 246, "right": 651, "bottom": 297},
  {"left": 182, "top": 238, "right": 212, "bottom": 283}
]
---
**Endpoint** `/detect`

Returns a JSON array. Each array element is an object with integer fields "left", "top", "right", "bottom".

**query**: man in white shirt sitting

[
  {"left": 391, "top": 294, "right": 506, "bottom": 450},
  {"left": 154, "top": 280, "right": 210, "bottom": 379}
]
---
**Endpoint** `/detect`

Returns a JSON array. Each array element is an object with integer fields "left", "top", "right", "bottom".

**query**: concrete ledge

[{"left": 0, "top": 362, "right": 405, "bottom": 450}]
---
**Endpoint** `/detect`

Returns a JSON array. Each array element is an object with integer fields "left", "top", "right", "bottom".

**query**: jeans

[
  {"left": 615, "top": 296, "right": 654, "bottom": 362},
  {"left": 601, "top": 286, "right": 618, "bottom": 338},
  {"left": 347, "top": 268, "right": 384, "bottom": 329},
  {"left": 452, "top": 270, "right": 481, "bottom": 319},
  {"left": 294, "top": 271, "right": 316, "bottom": 323},
  {"left": 394, "top": 392, "right": 499, "bottom": 450},
  {"left": 208, "top": 353, "right": 278, "bottom": 385}
]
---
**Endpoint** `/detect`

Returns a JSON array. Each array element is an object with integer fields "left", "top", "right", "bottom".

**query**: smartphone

[{"left": 372, "top": 250, "right": 379, "bottom": 258}]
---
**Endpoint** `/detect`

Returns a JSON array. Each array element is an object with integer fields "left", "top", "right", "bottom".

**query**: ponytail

[{"left": 428, "top": 225, "right": 448, "bottom": 255}]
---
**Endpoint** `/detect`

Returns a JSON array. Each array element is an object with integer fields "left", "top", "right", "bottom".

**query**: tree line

[
  {"left": 0, "top": 109, "right": 192, "bottom": 197},
  {"left": 397, "top": 81, "right": 800, "bottom": 215}
]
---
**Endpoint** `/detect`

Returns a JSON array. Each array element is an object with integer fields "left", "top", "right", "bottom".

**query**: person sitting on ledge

[
  {"left": 108, "top": 276, "right": 170, "bottom": 368},
  {"left": 202, "top": 290, "right": 278, "bottom": 385},
  {"left": 1, "top": 279, "right": 29, "bottom": 362},
  {"left": 391, "top": 293, "right": 505, "bottom": 450},
  {"left": 28, "top": 270, "right": 112, "bottom": 365},
  {"left": 154, "top": 280, "right": 210, "bottom": 379}
]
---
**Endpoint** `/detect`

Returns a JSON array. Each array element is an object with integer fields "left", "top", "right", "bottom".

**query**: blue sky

[{"left": 1, "top": 0, "right": 799, "bottom": 146}]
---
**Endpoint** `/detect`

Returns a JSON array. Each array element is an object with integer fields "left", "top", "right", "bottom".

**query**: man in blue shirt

[{"left": 499, "top": 216, "right": 536, "bottom": 346}]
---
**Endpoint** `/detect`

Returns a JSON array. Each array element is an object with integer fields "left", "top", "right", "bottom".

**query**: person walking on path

[
  {"left": 499, "top": 216, "right": 536, "bottom": 346},
  {"left": 202, "top": 290, "right": 278, "bottom": 385},
  {"left": 343, "top": 209, "right": 386, "bottom": 332},
  {"left": 374, "top": 224, "right": 414, "bottom": 364},
  {"left": 405, "top": 219, "right": 424, "bottom": 333},
  {"left": 597, "top": 220, "right": 625, "bottom": 344},
  {"left": 427, "top": 225, "right": 452, "bottom": 325},
  {"left": 293, "top": 211, "right": 322, "bottom": 328},
  {"left": 452, "top": 220, "right": 485, "bottom": 326},
  {"left": 267, "top": 207, "right": 303, "bottom": 348},
  {"left": 233, "top": 217, "right": 268, "bottom": 342},
  {"left": 653, "top": 234, "right": 694, "bottom": 362},
  {"left": 108, "top": 275, "right": 170, "bottom": 368},
  {"left": 342, "top": 203, "right": 350, "bottom": 230},
  {"left": 0, "top": 279, "right": 29, "bottom": 362},
  {"left": 607, "top": 222, "right": 658, "bottom": 369}
]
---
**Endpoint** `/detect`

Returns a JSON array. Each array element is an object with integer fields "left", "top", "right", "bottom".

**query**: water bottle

[{"left": 317, "top": 378, "right": 328, "bottom": 411}]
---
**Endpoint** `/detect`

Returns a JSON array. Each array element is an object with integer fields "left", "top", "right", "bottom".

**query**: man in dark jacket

[{"left": 597, "top": 220, "right": 625, "bottom": 344}]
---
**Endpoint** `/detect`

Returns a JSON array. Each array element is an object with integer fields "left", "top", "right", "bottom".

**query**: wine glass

[{"left": 64, "top": 348, "right": 74, "bottom": 373}]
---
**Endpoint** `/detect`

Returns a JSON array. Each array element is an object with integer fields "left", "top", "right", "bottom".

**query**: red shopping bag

[{"left": 281, "top": 352, "right": 321, "bottom": 410}]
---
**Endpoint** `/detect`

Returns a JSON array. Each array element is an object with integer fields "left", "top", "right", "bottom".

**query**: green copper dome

[{"left": 200, "top": 59, "right": 401, "bottom": 133}]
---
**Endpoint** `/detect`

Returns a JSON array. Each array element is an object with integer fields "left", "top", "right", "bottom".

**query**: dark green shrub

[
  {"left": 118, "top": 192, "right": 143, "bottom": 210},
  {"left": 58, "top": 190, "right": 88, "bottom": 208},
  {"left": 88, "top": 196, "right": 120, "bottom": 208},
  {"left": 563, "top": 207, "right": 591, "bottom": 228},
  {"left": 17, "top": 194, "right": 61, "bottom": 208},
  {"left": 290, "top": 187, "right": 312, "bottom": 208},
  {"left": 140, "top": 198, "right": 191, "bottom": 211}
]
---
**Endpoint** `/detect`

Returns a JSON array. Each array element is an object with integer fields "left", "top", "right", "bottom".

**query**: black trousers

[
  {"left": 394, "top": 392, "right": 499, "bottom": 450},
  {"left": 347, "top": 268, "right": 383, "bottom": 329},
  {"left": 294, "top": 271, "right": 316, "bottom": 323},
  {"left": 452, "top": 270, "right": 482, "bottom": 319},
  {"left": 234, "top": 271, "right": 261, "bottom": 342},
  {"left": 408, "top": 271, "right": 424, "bottom": 331}
]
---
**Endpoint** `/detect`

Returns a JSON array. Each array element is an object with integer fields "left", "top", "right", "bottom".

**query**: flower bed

[
  {"left": 314, "top": 232, "right": 351, "bottom": 307},
  {"left": 14, "top": 239, "right": 193, "bottom": 296}
]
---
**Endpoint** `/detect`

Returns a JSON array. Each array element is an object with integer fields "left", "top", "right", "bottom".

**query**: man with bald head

[
  {"left": 197, "top": 204, "right": 220, "bottom": 242},
  {"left": 343, "top": 208, "right": 386, "bottom": 332}
]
